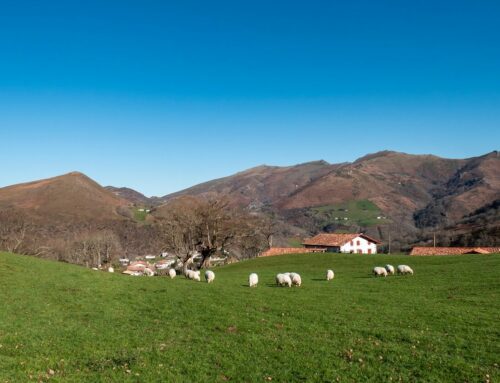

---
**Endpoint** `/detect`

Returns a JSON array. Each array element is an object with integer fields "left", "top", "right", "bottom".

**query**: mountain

[
  {"left": 161, "top": 151, "right": 500, "bottom": 249},
  {"left": 0, "top": 172, "right": 130, "bottom": 222},
  {"left": 162, "top": 160, "right": 337, "bottom": 209},
  {"left": 0, "top": 151, "right": 497, "bottom": 259},
  {"left": 105, "top": 186, "right": 157, "bottom": 206}
]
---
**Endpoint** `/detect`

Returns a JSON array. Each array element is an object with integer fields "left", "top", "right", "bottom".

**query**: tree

[
  {"left": 69, "top": 230, "right": 122, "bottom": 267},
  {"left": 158, "top": 196, "right": 271, "bottom": 269}
]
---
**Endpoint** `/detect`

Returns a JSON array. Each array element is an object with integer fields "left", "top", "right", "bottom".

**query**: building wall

[{"left": 340, "top": 236, "right": 377, "bottom": 254}]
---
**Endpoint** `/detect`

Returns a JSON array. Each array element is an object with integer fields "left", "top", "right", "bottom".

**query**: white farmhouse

[{"left": 302, "top": 233, "right": 380, "bottom": 254}]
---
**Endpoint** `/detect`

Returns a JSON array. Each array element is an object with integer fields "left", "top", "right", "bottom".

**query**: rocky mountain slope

[{"left": 161, "top": 150, "right": 500, "bottom": 248}]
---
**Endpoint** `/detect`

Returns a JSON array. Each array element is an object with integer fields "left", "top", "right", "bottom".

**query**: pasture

[{"left": 0, "top": 252, "right": 498, "bottom": 382}]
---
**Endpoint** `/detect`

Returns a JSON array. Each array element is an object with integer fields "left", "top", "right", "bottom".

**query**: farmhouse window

[{"left": 357, "top": 240, "right": 361, "bottom": 246}]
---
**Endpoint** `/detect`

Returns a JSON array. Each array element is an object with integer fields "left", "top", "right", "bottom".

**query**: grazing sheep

[
  {"left": 168, "top": 268, "right": 177, "bottom": 279},
  {"left": 290, "top": 272, "right": 302, "bottom": 287},
  {"left": 144, "top": 267, "right": 155, "bottom": 277},
  {"left": 397, "top": 265, "right": 414, "bottom": 275},
  {"left": 249, "top": 273, "right": 258, "bottom": 287},
  {"left": 275, "top": 273, "right": 292, "bottom": 287},
  {"left": 373, "top": 267, "right": 388, "bottom": 277},
  {"left": 205, "top": 270, "right": 215, "bottom": 283},
  {"left": 326, "top": 269, "right": 335, "bottom": 281},
  {"left": 192, "top": 270, "right": 201, "bottom": 282},
  {"left": 385, "top": 264, "right": 395, "bottom": 275},
  {"left": 108, "top": 266, "right": 114, "bottom": 273}
]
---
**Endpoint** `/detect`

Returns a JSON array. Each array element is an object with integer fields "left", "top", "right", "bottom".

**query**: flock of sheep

[
  {"left": 373, "top": 264, "right": 414, "bottom": 277},
  {"left": 178, "top": 264, "right": 412, "bottom": 287},
  {"left": 183, "top": 269, "right": 215, "bottom": 283}
]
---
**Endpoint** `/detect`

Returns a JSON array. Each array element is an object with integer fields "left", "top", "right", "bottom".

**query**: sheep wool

[
  {"left": 373, "top": 267, "right": 387, "bottom": 277},
  {"left": 385, "top": 264, "right": 395, "bottom": 275},
  {"left": 144, "top": 268, "right": 155, "bottom": 277},
  {"left": 290, "top": 272, "right": 302, "bottom": 287},
  {"left": 276, "top": 273, "right": 292, "bottom": 287},
  {"left": 326, "top": 269, "right": 334, "bottom": 281},
  {"left": 249, "top": 273, "right": 259, "bottom": 287},
  {"left": 168, "top": 268, "right": 176, "bottom": 279},
  {"left": 205, "top": 270, "right": 215, "bottom": 283},
  {"left": 397, "top": 265, "right": 414, "bottom": 275},
  {"left": 193, "top": 270, "right": 201, "bottom": 282}
]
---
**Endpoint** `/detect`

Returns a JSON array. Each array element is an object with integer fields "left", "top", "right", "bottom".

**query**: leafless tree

[
  {"left": 0, "top": 209, "right": 34, "bottom": 254},
  {"left": 69, "top": 230, "right": 122, "bottom": 267},
  {"left": 158, "top": 196, "right": 270, "bottom": 269}
]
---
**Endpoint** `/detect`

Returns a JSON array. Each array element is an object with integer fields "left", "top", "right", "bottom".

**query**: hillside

[
  {"left": 0, "top": 151, "right": 497, "bottom": 261},
  {"left": 0, "top": 251, "right": 498, "bottom": 382},
  {"left": 0, "top": 173, "right": 163, "bottom": 262},
  {"left": 0, "top": 172, "right": 130, "bottom": 222},
  {"left": 161, "top": 151, "right": 500, "bottom": 248},
  {"left": 163, "top": 160, "right": 335, "bottom": 209},
  {"left": 105, "top": 186, "right": 157, "bottom": 206}
]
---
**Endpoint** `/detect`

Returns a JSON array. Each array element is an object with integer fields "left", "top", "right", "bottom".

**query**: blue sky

[{"left": 0, "top": 0, "right": 499, "bottom": 196}]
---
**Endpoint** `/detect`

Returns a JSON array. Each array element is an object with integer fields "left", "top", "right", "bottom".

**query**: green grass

[
  {"left": 0, "top": 252, "right": 499, "bottom": 382},
  {"left": 133, "top": 208, "right": 148, "bottom": 222},
  {"left": 287, "top": 237, "right": 303, "bottom": 248},
  {"left": 310, "top": 200, "right": 390, "bottom": 227}
]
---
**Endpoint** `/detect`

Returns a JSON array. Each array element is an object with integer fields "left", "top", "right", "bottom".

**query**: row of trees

[
  {"left": 0, "top": 196, "right": 276, "bottom": 268},
  {"left": 157, "top": 196, "right": 274, "bottom": 269}
]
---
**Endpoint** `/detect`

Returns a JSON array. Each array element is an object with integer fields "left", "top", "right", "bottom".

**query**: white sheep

[
  {"left": 326, "top": 269, "right": 335, "bottom": 281},
  {"left": 144, "top": 267, "right": 155, "bottom": 277},
  {"left": 168, "top": 268, "right": 176, "bottom": 279},
  {"left": 108, "top": 266, "right": 114, "bottom": 273},
  {"left": 275, "top": 273, "right": 292, "bottom": 287},
  {"left": 397, "top": 265, "right": 414, "bottom": 275},
  {"left": 373, "top": 266, "right": 388, "bottom": 277},
  {"left": 184, "top": 269, "right": 194, "bottom": 279},
  {"left": 192, "top": 270, "right": 201, "bottom": 282},
  {"left": 290, "top": 272, "right": 302, "bottom": 287},
  {"left": 205, "top": 270, "right": 215, "bottom": 283},
  {"left": 385, "top": 264, "right": 395, "bottom": 275},
  {"left": 249, "top": 273, "right": 258, "bottom": 287}
]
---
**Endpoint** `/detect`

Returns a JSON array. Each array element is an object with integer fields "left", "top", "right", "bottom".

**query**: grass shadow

[{"left": 265, "top": 283, "right": 284, "bottom": 288}]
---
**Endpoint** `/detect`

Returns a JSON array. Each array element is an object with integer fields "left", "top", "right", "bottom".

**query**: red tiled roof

[
  {"left": 410, "top": 247, "right": 500, "bottom": 256},
  {"left": 302, "top": 233, "right": 381, "bottom": 247}
]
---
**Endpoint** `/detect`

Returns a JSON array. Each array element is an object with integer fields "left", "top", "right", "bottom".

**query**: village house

[{"left": 302, "top": 233, "right": 381, "bottom": 254}]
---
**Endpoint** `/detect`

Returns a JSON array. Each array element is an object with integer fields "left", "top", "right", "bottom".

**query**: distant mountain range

[
  {"left": 154, "top": 150, "right": 499, "bottom": 248},
  {"left": 1, "top": 150, "right": 498, "bottom": 251}
]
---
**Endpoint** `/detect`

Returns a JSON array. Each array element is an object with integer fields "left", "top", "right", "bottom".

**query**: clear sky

[{"left": 1, "top": 0, "right": 499, "bottom": 196}]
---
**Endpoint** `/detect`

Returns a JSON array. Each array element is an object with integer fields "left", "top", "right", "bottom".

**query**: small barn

[{"left": 302, "top": 233, "right": 381, "bottom": 254}]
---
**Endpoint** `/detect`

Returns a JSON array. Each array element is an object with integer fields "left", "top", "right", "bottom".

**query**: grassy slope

[
  {"left": 0, "top": 252, "right": 498, "bottom": 382},
  {"left": 310, "top": 200, "right": 390, "bottom": 227},
  {"left": 133, "top": 208, "right": 148, "bottom": 222}
]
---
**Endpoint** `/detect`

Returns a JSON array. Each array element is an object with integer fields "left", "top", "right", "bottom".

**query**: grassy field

[
  {"left": 310, "top": 200, "right": 390, "bottom": 227},
  {"left": 0, "top": 252, "right": 499, "bottom": 382},
  {"left": 133, "top": 208, "right": 148, "bottom": 222}
]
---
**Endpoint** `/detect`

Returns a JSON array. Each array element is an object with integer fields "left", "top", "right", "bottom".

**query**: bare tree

[
  {"left": 158, "top": 196, "right": 269, "bottom": 269},
  {"left": 69, "top": 230, "right": 122, "bottom": 267},
  {"left": 0, "top": 210, "right": 34, "bottom": 254}
]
